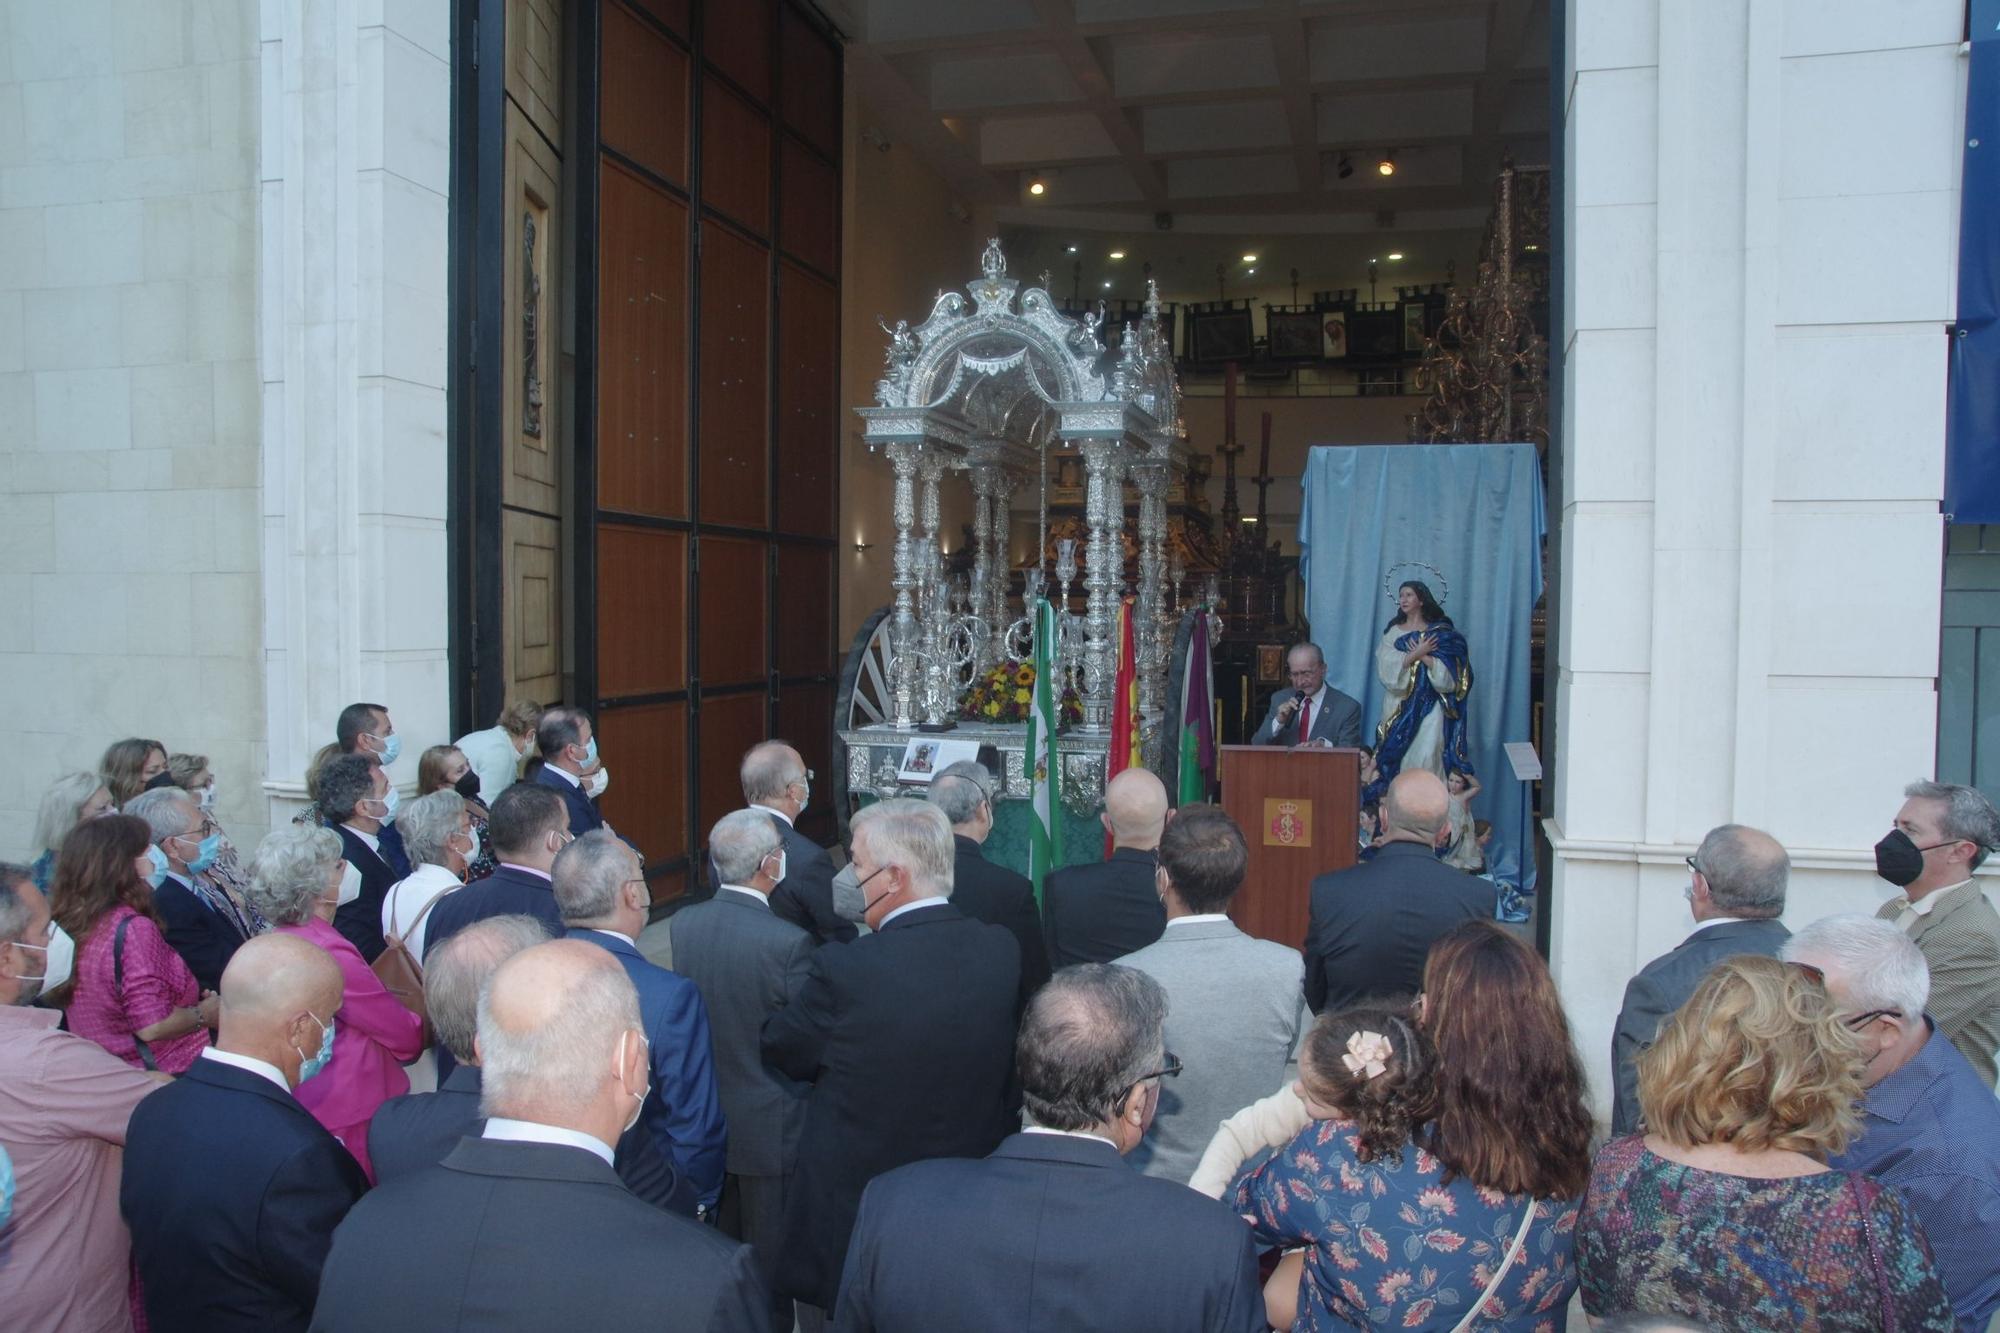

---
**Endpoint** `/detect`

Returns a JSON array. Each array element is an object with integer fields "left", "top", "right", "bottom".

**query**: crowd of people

[{"left": 1, "top": 698, "right": 1998, "bottom": 1332}]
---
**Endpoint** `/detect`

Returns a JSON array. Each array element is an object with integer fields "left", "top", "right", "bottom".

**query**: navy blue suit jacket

[
  {"left": 330, "top": 823, "right": 399, "bottom": 963},
  {"left": 153, "top": 872, "right": 248, "bottom": 992},
  {"left": 420, "top": 863, "right": 565, "bottom": 963},
  {"left": 567, "top": 928, "right": 728, "bottom": 1209},
  {"left": 122, "top": 1056, "right": 367, "bottom": 1333},
  {"left": 533, "top": 765, "right": 604, "bottom": 836},
  {"left": 369, "top": 1063, "right": 698, "bottom": 1217},
  {"left": 834, "top": 1132, "right": 1264, "bottom": 1332}
]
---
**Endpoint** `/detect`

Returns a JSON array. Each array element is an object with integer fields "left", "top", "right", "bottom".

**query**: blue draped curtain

[{"left": 1297, "top": 443, "right": 1546, "bottom": 893}]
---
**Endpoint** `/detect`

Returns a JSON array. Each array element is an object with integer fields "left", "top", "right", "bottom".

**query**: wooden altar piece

[{"left": 1218, "top": 744, "right": 1361, "bottom": 948}]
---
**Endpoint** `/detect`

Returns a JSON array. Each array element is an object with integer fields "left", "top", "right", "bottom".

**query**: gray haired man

[
  {"left": 1874, "top": 779, "right": 2000, "bottom": 1087},
  {"left": 927, "top": 760, "right": 1050, "bottom": 1001},
  {"left": 1608, "top": 823, "right": 1791, "bottom": 1134}
]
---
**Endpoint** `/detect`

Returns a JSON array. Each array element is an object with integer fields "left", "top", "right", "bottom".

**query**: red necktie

[{"left": 1297, "top": 695, "right": 1312, "bottom": 742}]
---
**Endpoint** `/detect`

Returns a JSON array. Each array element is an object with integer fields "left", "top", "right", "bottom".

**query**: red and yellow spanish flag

[{"left": 1106, "top": 595, "right": 1141, "bottom": 854}]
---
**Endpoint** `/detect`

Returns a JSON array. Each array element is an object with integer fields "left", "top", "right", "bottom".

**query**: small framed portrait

[
  {"left": 1257, "top": 643, "right": 1284, "bottom": 682},
  {"left": 1401, "top": 299, "right": 1429, "bottom": 352},
  {"left": 1266, "top": 310, "right": 1323, "bottom": 361},
  {"left": 1320, "top": 311, "right": 1348, "bottom": 360},
  {"left": 1190, "top": 306, "right": 1255, "bottom": 363}
]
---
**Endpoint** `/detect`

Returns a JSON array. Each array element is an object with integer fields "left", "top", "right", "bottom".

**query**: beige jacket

[{"left": 1879, "top": 878, "right": 2000, "bottom": 1088}]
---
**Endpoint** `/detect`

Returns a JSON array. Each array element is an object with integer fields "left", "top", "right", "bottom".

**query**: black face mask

[
  {"left": 1874, "top": 828, "right": 1956, "bottom": 888},
  {"left": 144, "top": 770, "right": 177, "bottom": 791},
  {"left": 453, "top": 771, "right": 481, "bottom": 802}
]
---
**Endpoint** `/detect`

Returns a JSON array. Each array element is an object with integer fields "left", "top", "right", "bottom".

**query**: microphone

[{"left": 1276, "top": 688, "right": 1303, "bottom": 720}]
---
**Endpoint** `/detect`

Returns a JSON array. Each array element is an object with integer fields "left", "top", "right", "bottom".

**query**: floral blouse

[
  {"left": 1231, "top": 1118, "right": 1580, "bottom": 1331},
  {"left": 1577, "top": 1136, "right": 1954, "bottom": 1331}
]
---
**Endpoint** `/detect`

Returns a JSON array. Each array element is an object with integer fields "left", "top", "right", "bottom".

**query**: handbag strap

[
  {"left": 1447, "top": 1197, "right": 1539, "bottom": 1333},
  {"left": 1850, "top": 1174, "right": 1898, "bottom": 1333},
  {"left": 113, "top": 915, "right": 159, "bottom": 1073}
]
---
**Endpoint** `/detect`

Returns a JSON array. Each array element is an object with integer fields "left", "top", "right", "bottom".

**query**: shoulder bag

[{"left": 1448, "top": 1197, "right": 1540, "bottom": 1333}]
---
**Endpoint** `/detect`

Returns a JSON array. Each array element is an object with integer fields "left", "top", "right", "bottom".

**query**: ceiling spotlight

[
  {"left": 1242, "top": 253, "right": 1258, "bottom": 263},
  {"left": 1387, "top": 252, "right": 1404, "bottom": 261},
  {"left": 1377, "top": 151, "right": 1396, "bottom": 177},
  {"left": 1247, "top": 267, "right": 1256, "bottom": 275},
  {"left": 1028, "top": 172, "right": 1047, "bottom": 196},
  {"left": 1336, "top": 153, "right": 1354, "bottom": 180},
  {"left": 1109, "top": 250, "right": 1126, "bottom": 260},
  {"left": 1102, "top": 280, "right": 1112, "bottom": 289},
  {"left": 1524, "top": 243, "right": 1541, "bottom": 252},
  {"left": 1065, "top": 244, "right": 1078, "bottom": 254}
]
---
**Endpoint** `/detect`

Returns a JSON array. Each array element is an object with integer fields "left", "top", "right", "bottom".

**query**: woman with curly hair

[
  {"left": 1577, "top": 954, "right": 1953, "bottom": 1330},
  {"left": 1198, "top": 921, "right": 1594, "bottom": 1331},
  {"left": 99, "top": 737, "right": 169, "bottom": 808}
]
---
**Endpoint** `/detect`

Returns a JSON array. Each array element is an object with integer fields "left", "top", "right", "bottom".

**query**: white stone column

[
  {"left": 258, "top": 2, "right": 451, "bottom": 818},
  {"left": 1552, "top": 0, "right": 1966, "bottom": 1121}
]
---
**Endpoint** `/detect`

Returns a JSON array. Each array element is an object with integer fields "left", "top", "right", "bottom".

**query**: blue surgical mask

[
  {"left": 295, "top": 1012, "right": 336, "bottom": 1084},
  {"left": 370, "top": 786, "right": 399, "bottom": 824},
  {"left": 144, "top": 844, "right": 169, "bottom": 890},
  {"left": 186, "top": 831, "right": 223, "bottom": 875},
  {"left": 374, "top": 732, "right": 402, "bottom": 765},
  {"left": 578, "top": 736, "right": 599, "bottom": 767},
  {"left": 0, "top": 1143, "right": 13, "bottom": 1231}
]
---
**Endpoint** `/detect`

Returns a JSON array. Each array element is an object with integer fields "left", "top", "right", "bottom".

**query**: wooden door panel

[
  {"left": 697, "top": 535, "right": 768, "bottom": 685},
  {"left": 700, "top": 76, "right": 771, "bottom": 235},
  {"left": 597, "top": 524, "right": 688, "bottom": 697},
  {"left": 504, "top": 510, "right": 563, "bottom": 701},
  {"left": 504, "top": 103, "right": 562, "bottom": 516},
  {"left": 626, "top": 0, "right": 687, "bottom": 38},
  {"left": 696, "top": 222, "right": 770, "bottom": 527},
  {"left": 597, "top": 699, "right": 688, "bottom": 892},
  {"left": 505, "top": 0, "right": 562, "bottom": 144},
  {"left": 778, "top": 6, "right": 838, "bottom": 158},
  {"left": 698, "top": 692, "right": 767, "bottom": 840},
  {"left": 775, "top": 261, "right": 836, "bottom": 538},
  {"left": 597, "top": 160, "right": 689, "bottom": 517},
  {"left": 704, "top": 0, "right": 771, "bottom": 102},
  {"left": 773, "top": 542, "right": 832, "bottom": 678},
  {"left": 602, "top": 0, "right": 688, "bottom": 184},
  {"left": 778, "top": 136, "right": 836, "bottom": 275}
]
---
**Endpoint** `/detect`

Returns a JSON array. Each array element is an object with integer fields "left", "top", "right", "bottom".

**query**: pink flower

[
  {"left": 1338, "top": 1161, "right": 1365, "bottom": 1192},
  {"left": 1518, "top": 1265, "right": 1550, "bottom": 1303},
  {"left": 1287, "top": 1179, "right": 1316, "bottom": 1204},
  {"left": 1426, "top": 1229, "right": 1466, "bottom": 1253},
  {"left": 1416, "top": 1187, "right": 1456, "bottom": 1213},
  {"left": 1474, "top": 1184, "right": 1506, "bottom": 1208},
  {"left": 1340, "top": 1279, "right": 1368, "bottom": 1310},
  {"left": 1329, "top": 1241, "right": 1362, "bottom": 1272},
  {"left": 1398, "top": 1203, "right": 1423, "bottom": 1225},
  {"left": 1360, "top": 1227, "right": 1389, "bottom": 1262},
  {"left": 1376, "top": 1271, "right": 1413, "bottom": 1303},
  {"left": 1402, "top": 1298, "right": 1437, "bottom": 1327}
]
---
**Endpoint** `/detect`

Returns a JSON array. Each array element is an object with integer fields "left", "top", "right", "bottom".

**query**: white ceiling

[{"left": 829, "top": 0, "right": 1552, "bottom": 235}]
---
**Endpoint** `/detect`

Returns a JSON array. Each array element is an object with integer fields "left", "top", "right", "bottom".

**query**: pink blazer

[
  {"left": 276, "top": 918, "right": 424, "bottom": 1135},
  {"left": 67, "top": 906, "right": 208, "bottom": 1074}
]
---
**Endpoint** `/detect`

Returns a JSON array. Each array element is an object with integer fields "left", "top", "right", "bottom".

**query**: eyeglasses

[
  {"left": 1118, "top": 1051, "right": 1183, "bottom": 1105},
  {"left": 1842, "top": 1008, "right": 1900, "bottom": 1030},
  {"left": 1684, "top": 855, "right": 1702, "bottom": 876},
  {"left": 1788, "top": 960, "right": 1825, "bottom": 986}
]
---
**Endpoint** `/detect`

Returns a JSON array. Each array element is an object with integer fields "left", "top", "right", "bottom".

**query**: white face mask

[
  {"left": 197, "top": 783, "right": 218, "bottom": 812},
  {"left": 333, "top": 861, "right": 362, "bottom": 908},
  {"left": 585, "top": 766, "right": 610, "bottom": 799},
  {"left": 617, "top": 1031, "right": 650, "bottom": 1135},
  {"left": 41, "top": 925, "right": 75, "bottom": 992}
]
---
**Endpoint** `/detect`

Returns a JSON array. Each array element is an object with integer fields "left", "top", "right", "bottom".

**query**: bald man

[
  {"left": 1043, "top": 768, "right": 1171, "bottom": 968},
  {"left": 122, "top": 933, "right": 366, "bottom": 1333},
  {"left": 1302, "top": 770, "right": 1491, "bottom": 1013},
  {"left": 311, "top": 940, "right": 768, "bottom": 1332}
]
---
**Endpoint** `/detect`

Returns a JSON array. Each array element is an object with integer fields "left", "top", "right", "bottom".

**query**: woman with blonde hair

[
  {"left": 28, "top": 771, "right": 114, "bottom": 893},
  {"left": 100, "top": 737, "right": 169, "bottom": 807},
  {"left": 415, "top": 745, "right": 495, "bottom": 882},
  {"left": 1577, "top": 954, "right": 1953, "bottom": 1330}
]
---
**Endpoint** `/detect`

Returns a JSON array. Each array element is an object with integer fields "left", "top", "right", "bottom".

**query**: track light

[
  {"left": 1377, "top": 151, "right": 1396, "bottom": 177},
  {"left": 1242, "top": 253, "right": 1258, "bottom": 263},
  {"left": 1108, "top": 250, "right": 1126, "bottom": 260},
  {"left": 1336, "top": 154, "right": 1354, "bottom": 180}
]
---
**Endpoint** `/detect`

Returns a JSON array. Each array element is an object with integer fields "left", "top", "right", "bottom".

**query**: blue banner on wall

[{"left": 1946, "top": 0, "right": 2000, "bottom": 522}]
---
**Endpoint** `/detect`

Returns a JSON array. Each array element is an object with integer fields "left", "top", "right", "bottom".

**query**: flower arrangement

[{"left": 959, "top": 660, "right": 1083, "bottom": 725}]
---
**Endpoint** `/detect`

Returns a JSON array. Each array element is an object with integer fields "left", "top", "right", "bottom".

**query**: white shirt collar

[
  {"left": 1904, "top": 879, "right": 1973, "bottom": 915},
  {"left": 1021, "top": 1125, "right": 1121, "bottom": 1151},
  {"left": 482, "top": 1117, "right": 615, "bottom": 1167},
  {"left": 200, "top": 1047, "right": 292, "bottom": 1093},
  {"left": 880, "top": 898, "right": 947, "bottom": 927},
  {"left": 497, "top": 861, "right": 552, "bottom": 882},
  {"left": 749, "top": 802, "right": 795, "bottom": 828},
  {"left": 1302, "top": 683, "right": 1327, "bottom": 712},
  {"left": 586, "top": 926, "right": 636, "bottom": 947},
  {"left": 719, "top": 884, "right": 772, "bottom": 907},
  {"left": 1166, "top": 913, "right": 1232, "bottom": 928},
  {"left": 343, "top": 824, "right": 381, "bottom": 851},
  {"left": 1691, "top": 915, "right": 1754, "bottom": 932},
  {"left": 544, "top": 765, "right": 582, "bottom": 789}
]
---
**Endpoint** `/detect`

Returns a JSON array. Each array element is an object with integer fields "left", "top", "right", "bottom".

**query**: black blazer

[
  {"left": 950, "top": 835, "right": 1052, "bottom": 1002},
  {"left": 369, "top": 1063, "right": 700, "bottom": 1216},
  {"left": 420, "top": 863, "right": 565, "bottom": 963},
  {"left": 667, "top": 890, "right": 815, "bottom": 1178},
  {"left": 761, "top": 902, "right": 1019, "bottom": 1311},
  {"left": 1303, "top": 840, "right": 1491, "bottom": 1013},
  {"left": 531, "top": 764, "right": 603, "bottom": 837},
  {"left": 1609, "top": 916, "right": 1792, "bottom": 1134},
  {"left": 768, "top": 815, "right": 858, "bottom": 945},
  {"left": 153, "top": 872, "right": 248, "bottom": 992},
  {"left": 1042, "top": 847, "right": 1166, "bottom": 969},
  {"left": 308, "top": 1137, "right": 769, "bottom": 1332},
  {"left": 1250, "top": 685, "right": 1364, "bottom": 748},
  {"left": 122, "top": 1056, "right": 367, "bottom": 1333},
  {"left": 834, "top": 1132, "right": 1265, "bottom": 1332},
  {"left": 330, "top": 824, "right": 399, "bottom": 963}
]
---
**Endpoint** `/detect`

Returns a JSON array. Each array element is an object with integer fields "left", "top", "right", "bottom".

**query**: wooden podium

[{"left": 1218, "top": 744, "right": 1361, "bottom": 949}]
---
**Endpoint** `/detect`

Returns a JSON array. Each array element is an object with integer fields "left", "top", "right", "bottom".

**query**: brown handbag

[{"left": 371, "top": 885, "right": 446, "bottom": 1046}]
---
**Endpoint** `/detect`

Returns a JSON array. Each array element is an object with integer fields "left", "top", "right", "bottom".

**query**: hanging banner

[{"left": 1946, "top": 0, "right": 2000, "bottom": 521}]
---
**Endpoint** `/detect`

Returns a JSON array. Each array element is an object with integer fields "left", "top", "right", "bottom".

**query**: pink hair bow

[{"left": 1341, "top": 1030, "right": 1393, "bottom": 1080}]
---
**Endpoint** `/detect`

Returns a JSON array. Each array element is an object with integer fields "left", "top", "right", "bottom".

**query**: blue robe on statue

[{"left": 1362, "top": 621, "right": 1473, "bottom": 808}]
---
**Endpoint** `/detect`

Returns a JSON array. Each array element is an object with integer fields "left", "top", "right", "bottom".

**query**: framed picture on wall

[
  {"left": 1321, "top": 311, "right": 1348, "bottom": 359},
  {"left": 1189, "top": 306, "right": 1255, "bottom": 363},
  {"left": 1347, "top": 308, "right": 1401, "bottom": 357},
  {"left": 1266, "top": 310, "right": 1322, "bottom": 361},
  {"left": 1401, "top": 299, "right": 1429, "bottom": 352}
]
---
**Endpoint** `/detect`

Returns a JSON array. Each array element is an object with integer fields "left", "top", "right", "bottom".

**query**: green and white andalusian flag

[{"left": 1026, "top": 596, "right": 1063, "bottom": 903}]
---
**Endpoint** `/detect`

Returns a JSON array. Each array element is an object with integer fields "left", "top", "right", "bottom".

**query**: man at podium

[{"left": 1250, "top": 644, "right": 1362, "bottom": 749}]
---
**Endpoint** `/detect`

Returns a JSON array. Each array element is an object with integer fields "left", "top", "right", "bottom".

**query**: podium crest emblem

[{"left": 1260, "top": 797, "right": 1313, "bottom": 848}]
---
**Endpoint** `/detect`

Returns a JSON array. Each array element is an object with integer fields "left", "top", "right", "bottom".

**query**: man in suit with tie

[
  {"left": 1873, "top": 780, "right": 2000, "bottom": 1087},
  {"left": 763, "top": 799, "right": 1020, "bottom": 1324},
  {"left": 558, "top": 830, "right": 728, "bottom": 1216},
  {"left": 309, "top": 939, "right": 769, "bottom": 1331},
  {"left": 531, "top": 706, "right": 612, "bottom": 838},
  {"left": 1043, "top": 767, "right": 1170, "bottom": 968},
  {"left": 1608, "top": 823, "right": 1792, "bottom": 1134},
  {"left": 928, "top": 760, "right": 1051, "bottom": 1003},
  {"left": 670, "top": 809, "right": 816, "bottom": 1330},
  {"left": 369, "top": 913, "right": 696, "bottom": 1214},
  {"left": 422, "top": 784, "right": 571, "bottom": 961},
  {"left": 834, "top": 963, "right": 1265, "bottom": 1332},
  {"left": 1251, "top": 642, "right": 1363, "bottom": 748},
  {"left": 318, "top": 754, "right": 401, "bottom": 962},
  {"left": 127, "top": 786, "right": 251, "bottom": 991},
  {"left": 121, "top": 933, "right": 367, "bottom": 1333},
  {"left": 735, "top": 740, "right": 856, "bottom": 945},
  {"left": 330, "top": 702, "right": 410, "bottom": 874},
  {"left": 1116, "top": 805, "right": 1305, "bottom": 1182},
  {"left": 1303, "top": 769, "right": 1489, "bottom": 1015}
]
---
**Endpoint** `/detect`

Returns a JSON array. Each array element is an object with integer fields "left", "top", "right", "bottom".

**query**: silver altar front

[{"left": 840, "top": 239, "right": 1188, "bottom": 812}]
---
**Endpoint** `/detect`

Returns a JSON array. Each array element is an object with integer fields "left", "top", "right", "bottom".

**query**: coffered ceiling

[{"left": 825, "top": 0, "right": 1552, "bottom": 234}]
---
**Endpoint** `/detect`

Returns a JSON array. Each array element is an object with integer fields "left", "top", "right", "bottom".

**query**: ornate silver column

[
  {"left": 968, "top": 462, "right": 1001, "bottom": 672},
  {"left": 1076, "top": 438, "right": 1126, "bottom": 732},
  {"left": 986, "top": 472, "right": 1015, "bottom": 664},
  {"left": 917, "top": 452, "right": 950, "bottom": 726},
  {"left": 885, "top": 441, "right": 920, "bottom": 728},
  {"left": 1132, "top": 456, "right": 1169, "bottom": 758}
]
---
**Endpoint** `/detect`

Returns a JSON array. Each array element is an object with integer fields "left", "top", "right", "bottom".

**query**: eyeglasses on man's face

[{"left": 1119, "top": 1050, "right": 1183, "bottom": 1105}]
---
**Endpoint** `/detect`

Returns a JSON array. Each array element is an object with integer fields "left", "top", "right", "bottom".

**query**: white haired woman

[
  {"left": 381, "top": 790, "right": 474, "bottom": 961},
  {"left": 28, "top": 771, "right": 114, "bottom": 895},
  {"left": 247, "top": 826, "right": 423, "bottom": 1182}
]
